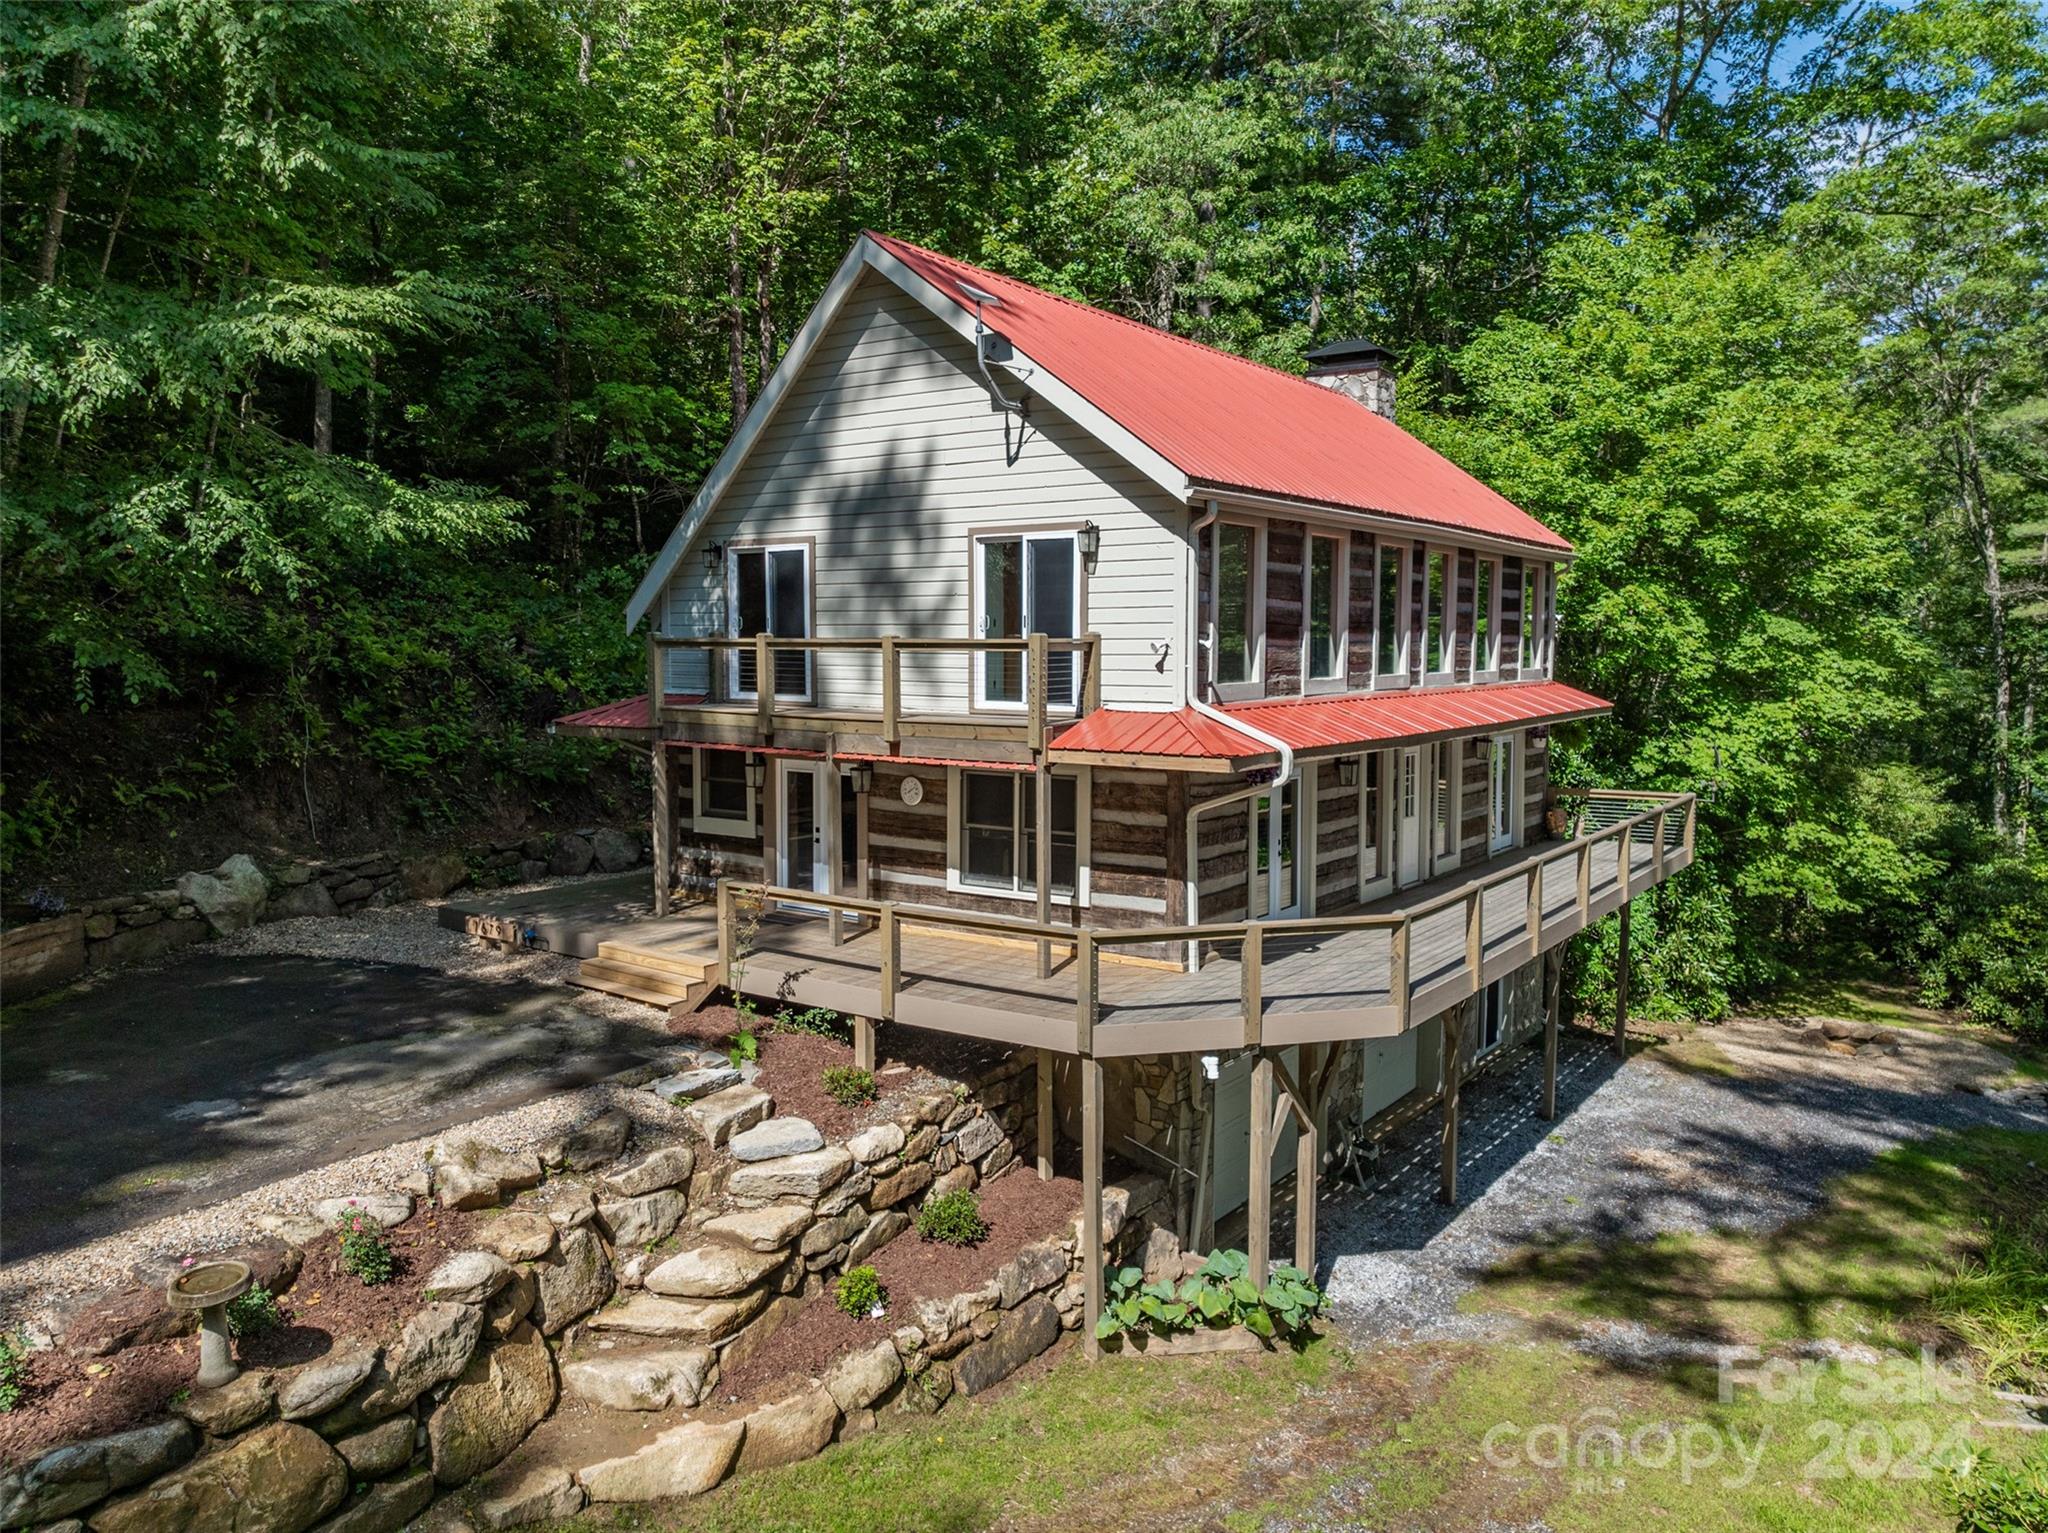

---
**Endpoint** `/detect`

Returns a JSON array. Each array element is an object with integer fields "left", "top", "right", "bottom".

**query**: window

[
  {"left": 1424, "top": 550, "right": 1452, "bottom": 679},
  {"left": 1474, "top": 557, "right": 1499, "bottom": 677},
  {"left": 1307, "top": 534, "right": 1343, "bottom": 683},
  {"left": 974, "top": 531, "right": 1079, "bottom": 709},
  {"left": 728, "top": 545, "right": 810, "bottom": 699},
  {"left": 953, "top": 770, "right": 1080, "bottom": 900},
  {"left": 1374, "top": 545, "right": 1407, "bottom": 683},
  {"left": 1519, "top": 564, "right": 1541, "bottom": 671},
  {"left": 1212, "top": 522, "right": 1260, "bottom": 689},
  {"left": 1434, "top": 744, "right": 1458, "bottom": 867},
  {"left": 691, "top": 748, "right": 755, "bottom": 838},
  {"left": 1488, "top": 735, "right": 1517, "bottom": 851},
  {"left": 1358, "top": 752, "right": 1388, "bottom": 892},
  {"left": 1249, "top": 778, "right": 1300, "bottom": 918}
]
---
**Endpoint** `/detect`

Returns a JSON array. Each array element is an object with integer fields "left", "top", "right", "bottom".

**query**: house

[{"left": 553, "top": 232, "right": 1693, "bottom": 1348}]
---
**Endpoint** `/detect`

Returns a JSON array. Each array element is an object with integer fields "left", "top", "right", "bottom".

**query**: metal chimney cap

[{"left": 1305, "top": 338, "right": 1396, "bottom": 370}]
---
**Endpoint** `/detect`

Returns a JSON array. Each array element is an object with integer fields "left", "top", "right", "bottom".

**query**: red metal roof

[
  {"left": 869, "top": 234, "right": 1570, "bottom": 553},
  {"left": 665, "top": 741, "right": 1030, "bottom": 772},
  {"left": 1051, "top": 681, "right": 1611, "bottom": 763},
  {"left": 550, "top": 693, "right": 707, "bottom": 735}
]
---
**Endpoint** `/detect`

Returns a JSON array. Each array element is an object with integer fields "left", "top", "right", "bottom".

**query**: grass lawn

[{"left": 557, "top": 1124, "right": 2048, "bottom": 1533}]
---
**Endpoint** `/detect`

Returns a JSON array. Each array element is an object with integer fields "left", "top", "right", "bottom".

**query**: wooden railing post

[
  {"left": 1652, "top": 807, "right": 1668, "bottom": 884},
  {"left": 753, "top": 632, "right": 773, "bottom": 737},
  {"left": 1684, "top": 794, "right": 1697, "bottom": 856},
  {"left": 1464, "top": 888, "right": 1482, "bottom": 990},
  {"left": 1576, "top": 839, "right": 1592, "bottom": 924},
  {"left": 1074, "top": 930, "right": 1097, "bottom": 1055},
  {"left": 1389, "top": 920, "right": 1412, "bottom": 1026},
  {"left": 646, "top": 632, "right": 662, "bottom": 730},
  {"left": 878, "top": 902, "right": 899, "bottom": 1019},
  {"left": 1083, "top": 633, "right": 1103, "bottom": 713},
  {"left": 1035, "top": 762, "right": 1053, "bottom": 980},
  {"left": 716, "top": 880, "right": 735, "bottom": 982},
  {"left": 1525, "top": 864, "right": 1542, "bottom": 957},
  {"left": 1027, "top": 632, "right": 1048, "bottom": 755},
  {"left": 1241, "top": 923, "right": 1264, "bottom": 1047},
  {"left": 881, "top": 635, "right": 900, "bottom": 753}
]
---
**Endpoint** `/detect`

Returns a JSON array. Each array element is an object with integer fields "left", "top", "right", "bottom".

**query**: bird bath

[{"left": 166, "top": 1260, "right": 253, "bottom": 1390}]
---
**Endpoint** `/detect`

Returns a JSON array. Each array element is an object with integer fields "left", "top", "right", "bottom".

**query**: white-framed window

[
  {"left": 727, "top": 544, "right": 811, "bottom": 700},
  {"left": 973, "top": 530, "right": 1079, "bottom": 710},
  {"left": 1424, "top": 548, "right": 1454, "bottom": 683},
  {"left": 1358, "top": 750, "right": 1392, "bottom": 898},
  {"left": 1474, "top": 556, "right": 1501, "bottom": 680},
  {"left": 1374, "top": 544, "right": 1408, "bottom": 686},
  {"left": 691, "top": 747, "right": 756, "bottom": 839},
  {"left": 1433, "top": 742, "right": 1460, "bottom": 871},
  {"left": 1488, "top": 733, "right": 1518, "bottom": 852},
  {"left": 1305, "top": 532, "right": 1345, "bottom": 688},
  {"left": 946, "top": 767, "right": 1087, "bottom": 903},
  {"left": 1210, "top": 520, "right": 1264, "bottom": 698},
  {"left": 1478, "top": 978, "right": 1506, "bottom": 1054},
  {"left": 1520, "top": 562, "right": 1554, "bottom": 677},
  {"left": 1247, "top": 777, "right": 1302, "bottom": 919}
]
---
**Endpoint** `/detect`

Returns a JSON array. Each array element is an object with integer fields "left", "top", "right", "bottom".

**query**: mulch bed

[
  {"left": 0, "top": 1205, "right": 483, "bottom": 1467},
  {"left": 713, "top": 1166, "right": 1082, "bottom": 1404},
  {"left": 667, "top": 1003, "right": 895, "bottom": 1141}
]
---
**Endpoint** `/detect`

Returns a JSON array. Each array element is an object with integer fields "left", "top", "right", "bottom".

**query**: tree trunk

[
  {"left": 6, "top": 54, "right": 92, "bottom": 473},
  {"left": 312, "top": 254, "right": 333, "bottom": 454}
]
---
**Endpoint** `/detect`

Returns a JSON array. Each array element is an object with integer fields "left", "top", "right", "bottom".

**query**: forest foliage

[{"left": 2, "top": 0, "right": 2043, "bottom": 1031}]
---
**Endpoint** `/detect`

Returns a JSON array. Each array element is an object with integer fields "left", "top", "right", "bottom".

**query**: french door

[
  {"left": 1488, "top": 736, "right": 1516, "bottom": 853},
  {"left": 973, "top": 532, "right": 1078, "bottom": 709},
  {"left": 1395, "top": 747, "right": 1425, "bottom": 888},
  {"left": 1249, "top": 778, "right": 1301, "bottom": 920},
  {"left": 775, "top": 761, "right": 832, "bottom": 909},
  {"left": 728, "top": 545, "right": 811, "bottom": 700}
]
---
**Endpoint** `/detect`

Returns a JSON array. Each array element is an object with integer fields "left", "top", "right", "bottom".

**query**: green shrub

[
  {"left": 336, "top": 1212, "right": 397, "bottom": 1286},
  {"left": 1948, "top": 1442, "right": 2048, "bottom": 1533},
  {"left": 727, "top": 1028, "right": 760, "bottom": 1068},
  {"left": 776, "top": 1005, "right": 847, "bottom": 1040},
  {"left": 0, "top": 1333, "right": 24, "bottom": 1413},
  {"left": 1913, "top": 849, "right": 2048, "bottom": 1043},
  {"left": 821, "top": 1065, "right": 876, "bottom": 1106},
  {"left": 1094, "top": 1248, "right": 1324, "bottom": 1346},
  {"left": 835, "top": 1265, "right": 885, "bottom": 1318},
  {"left": 225, "top": 1287, "right": 283, "bottom": 1338},
  {"left": 915, "top": 1188, "right": 988, "bottom": 1246}
]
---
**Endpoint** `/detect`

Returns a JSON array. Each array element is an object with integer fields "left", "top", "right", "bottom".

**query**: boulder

[
  {"left": 477, "top": 1466, "right": 585, "bottom": 1530},
  {"left": 279, "top": 1346, "right": 381, "bottom": 1420},
  {"left": 728, "top": 1117, "right": 825, "bottom": 1162},
  {"left": 928, "top": 1165, "right": 976, "bottom": 1201},
  {"left": 845, "top": 1122, "right": 905, "bottom": 1164},
  {"left": 653, "top": 1066, "right": 742, "bottom": 1103},
  {"left": 645, "top": 1242, "right": 783, "bottom": 1299},
  {"left": 869, "top": 1160, "right": 933, "bottom": 1209},
  {"left": 356, "top": 1302, "right": 484, "bottom": 1416},
  {"left": 561, "top": 1346, "right": 715, "bottom": 1411},
  {"left": 953, "top": 1294, "right": 1060, "bottom": 1397},
  {"left": 822, "top": 1339, "right": 902, "bottom": 1414},
  {"left": 334, "top": 1415, "right": 416, "bottom": 1478},
  {"left": 596, "top": 1189, "right": 687, "bottom": 1250},
  {"left": 1000, "top": 1240, "right": 1070, "bottom": 1309},
  {"left": 589, "top": 828, "right": 641, "bottom": 873},
  {"left": 546, "top": 834, "right": 596, "bottom": 878},
  {"left": 177, "top": 854, "right": 269, "bottom": 935},
  {"left": 604, "top": 1145, "right": 696, "bottom": 1198},
  {"left": 432, "top": 1139, "right": 542, "bottom": 1211},
  {"left": 815, "top": 1166, "right": 874, "bottom": 1218},
  {"left": 531, "top": 1225, "right": 614, "bottom": 1335},
  {"left": 800, "top": 1210, "right": 864, "bottom": 1258},
  {"left": 845, "top": 1209, "right": 909, "bottom": 1265},
  {"left": 950, "top": 1114, "right": 1003, "bottom": 1163},
  {"left": 177, "top": 1369, "right": 277, "bottom": 1436},
  {"left": 267, "top": 881, "right": 340, "bottom": 922},
  {"left": 680, "top": 1083, "right": 772, "bottom": 1146},
  {"left": 0, "top": 1419, "right": 195, "bottom": 1525},
  {"left": 476, "top": 1212, "right": 557, "bottom": 1263},
  {"left": 423, "top": 1251, "right": 512, "bottom": 1306},
  {"left": 578, "top": 1418, "right": 743, "bottom": 1503},
  {"left": 700, "top": 1204, "right": 811, "bottom": 1253},
  {"left": 484, "top": 1267, "right": 538, "bottom": 1339},
  {"left": 426, "top": 1323, "right": 558, "bottom": 1486},
  {"left": 400, "top": 851, "right": 471, "bottom": 902},
  {"left": 306, "top": 1468, "right": 432, "bottom": 1533},
  {"left": 88, "top": 1423, "right": 343, "bottom": 1533},
  {"left": 725, "top": 1146, "right": 853, "bottom": 1202},
  {"left": 542, "top": 1108, "right": 632, "bottom": 1171},
  {"left": 737, "top": 1385, "right": 840, "bottom": 1473},
  {"left": 583, "top": 1290, "right": 767, "bottom": 1345},
  {"left": 312, "top": 1193, "right": 413, "bottom": 1230}
]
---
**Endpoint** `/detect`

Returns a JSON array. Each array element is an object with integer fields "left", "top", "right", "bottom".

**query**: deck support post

[
  {"left": 1034, "top": 756, "right": 1052, "bottom": 980},
  {"left": 1614, "top": 901, "right": 1631, "bottom": 1058},
  {"left": 1036, "top": 1047, "right": 1054, "bottom": 1180},
  {"left": 1540, "top": 950, "right": 1561, "bottom": 1122},
  {"left": 650, "top": 741, "right": 674, "bottom": 919},
  {"left": 1271, "top": 1053, "right": 1317, "bottom": 1279},
  {"left": 1081, "top": 1054, "right": 1105, "bottom": 1361},
  {"left": 1247, "top": 1050, "right": 1274, "bottom": 1286},
  {"left": 852, "top": 1015, "right": 875, "bottom": 1073},
  {"left": 1440, "top": 1003, "right": 1465, "bottom": 1206}
]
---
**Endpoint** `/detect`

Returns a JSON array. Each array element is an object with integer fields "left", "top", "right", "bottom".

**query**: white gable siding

[{"left": 660, "top": 275, "right": 1187, "bottom": 713}]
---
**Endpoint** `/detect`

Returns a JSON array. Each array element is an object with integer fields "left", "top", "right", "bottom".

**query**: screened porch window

[
  {"left": 1425, "top": 550, "right": 1452, "bottom": 679},
  {"left": 1475, "top": 557, "right": 1499, "bottom": 676},
  {"left": 728, "top": 545, "right": 810, "bottom": 699},
  {"left": 958, "top": 771, "right": 1077, "bottom": 897},
  {"left": 975, "top": 532, "right": 1077, "bottom": 709},
  {"left": 1307, "top": 533, "right": 1342, "bottom": 682},
  {"left": 1374, "top": 545, "right": 1406, "bottom": 682},
  {"left": 1214, "top": 522, "right": 1258, "bottom": 687}
]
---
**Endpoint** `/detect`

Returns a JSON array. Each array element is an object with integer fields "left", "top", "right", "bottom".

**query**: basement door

[
  {"left": 774, "top": 760, "right": 834, "bottom": 910},
  {"left": 1208, "top": 1047, "right": 1301, "bottom": 1220}
]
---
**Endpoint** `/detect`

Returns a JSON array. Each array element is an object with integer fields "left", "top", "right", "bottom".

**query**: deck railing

[
  {"left": 648, "top": 632, "right": 1103, "bottom": 753},
  {"left": 713, "top": 788, "right": 1696, "bottom": 1059}
]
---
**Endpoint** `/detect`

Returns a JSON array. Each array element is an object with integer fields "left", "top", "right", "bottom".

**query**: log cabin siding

[
  {"left": 1313, "top": 758, "right": 1362, "bottom": 915},
  {"left": 658, "top": 274, "right": 1188, "bottom": 713},
  {"left": 1264, "top": 521, "right": 1305, "bottom": 697},
  {"left": 1346, "top": 529, "right": 1376, "bottom": 689},
  {"left": 1500, "top": 555, "right": 1524, "bottom": 683}
]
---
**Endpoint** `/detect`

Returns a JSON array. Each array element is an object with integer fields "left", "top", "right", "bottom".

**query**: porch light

[
  {"left": 703, "top": 541, "right": 725, "bottom": 573},
  {"left": 1077, "top": 519, "right": 1100, "bottom": 569},
  {"left": 743, "top": 755, "right": 765, "bottom": 791},
  {"left": 1336, "top": 756, "right": 1359, "bottom": 788},
  {"left": 846, "top": 763, "right": 873, "bottom": 794}
]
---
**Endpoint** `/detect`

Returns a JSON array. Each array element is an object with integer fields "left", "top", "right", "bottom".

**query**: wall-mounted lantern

[
  {"left": 1335, "top": 756, "right": 1359, "bottom": 789},
  {"left": 1077, "top": 520, "right": 1100, "bottom": 570},
  {"left": 743, "top": 755, "right": 765, "bottom": 791},
  {"left": 703, "top": 541, "right": 725, "bottom": 574},
  {"left": 845, "top": 763, "right": 874, "bottom": 794}
]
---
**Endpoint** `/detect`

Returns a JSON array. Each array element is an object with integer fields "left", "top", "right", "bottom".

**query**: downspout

[{"left": 1182, "top": 500, "right": 1295, "bottom": 968}]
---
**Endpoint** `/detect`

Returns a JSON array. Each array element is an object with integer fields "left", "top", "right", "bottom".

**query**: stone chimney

[{"left": 1305, "top": 339, "right": 1397, "bottom": 421}]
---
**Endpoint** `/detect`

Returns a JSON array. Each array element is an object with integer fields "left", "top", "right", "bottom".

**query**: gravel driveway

[{"left": 1317, "top": 1019, "right": 2048, "bottom": 1340}]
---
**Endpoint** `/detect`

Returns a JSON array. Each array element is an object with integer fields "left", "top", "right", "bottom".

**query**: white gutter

[{"left": 1181, "top": 500, "right": 1295, "bottom": 967}]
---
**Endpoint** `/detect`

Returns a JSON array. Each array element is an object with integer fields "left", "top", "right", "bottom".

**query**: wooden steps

[{"left": 573, "top": 938, "right": 719, "bottom": 1009}]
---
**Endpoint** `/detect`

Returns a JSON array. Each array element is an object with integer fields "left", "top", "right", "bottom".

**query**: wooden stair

[{"left": 573, "top": 938, "right": 719, "bottom": 1010}]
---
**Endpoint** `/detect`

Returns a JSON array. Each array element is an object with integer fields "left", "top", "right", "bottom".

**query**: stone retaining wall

[{"left": 0, "top": 828, "right": 650, "bottom": 999}]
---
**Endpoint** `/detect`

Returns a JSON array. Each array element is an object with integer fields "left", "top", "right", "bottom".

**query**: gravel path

[{"left": 1317, "top": 1018, "right": 2048, "bottom": 1342}]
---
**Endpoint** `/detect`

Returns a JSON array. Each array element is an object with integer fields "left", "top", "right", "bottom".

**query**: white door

[
  {"left": 1395, "top": 748, "right": 1425, "bottom": 887},
  {"left": 1249, "top": 779, "right": 1302, "bottom": 920},
  {"left": 973, "top": 532, "right": 1079, "bottom": 709},
  {"left": 1488, "top": 736, "right": 1516, "bottom": 853},
  {"left": 1209, "top": 1047, "right": 1301, "bottom": 1218},
  {"left": 775, "top": 761, "right": 832, "bottom": 906}
]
